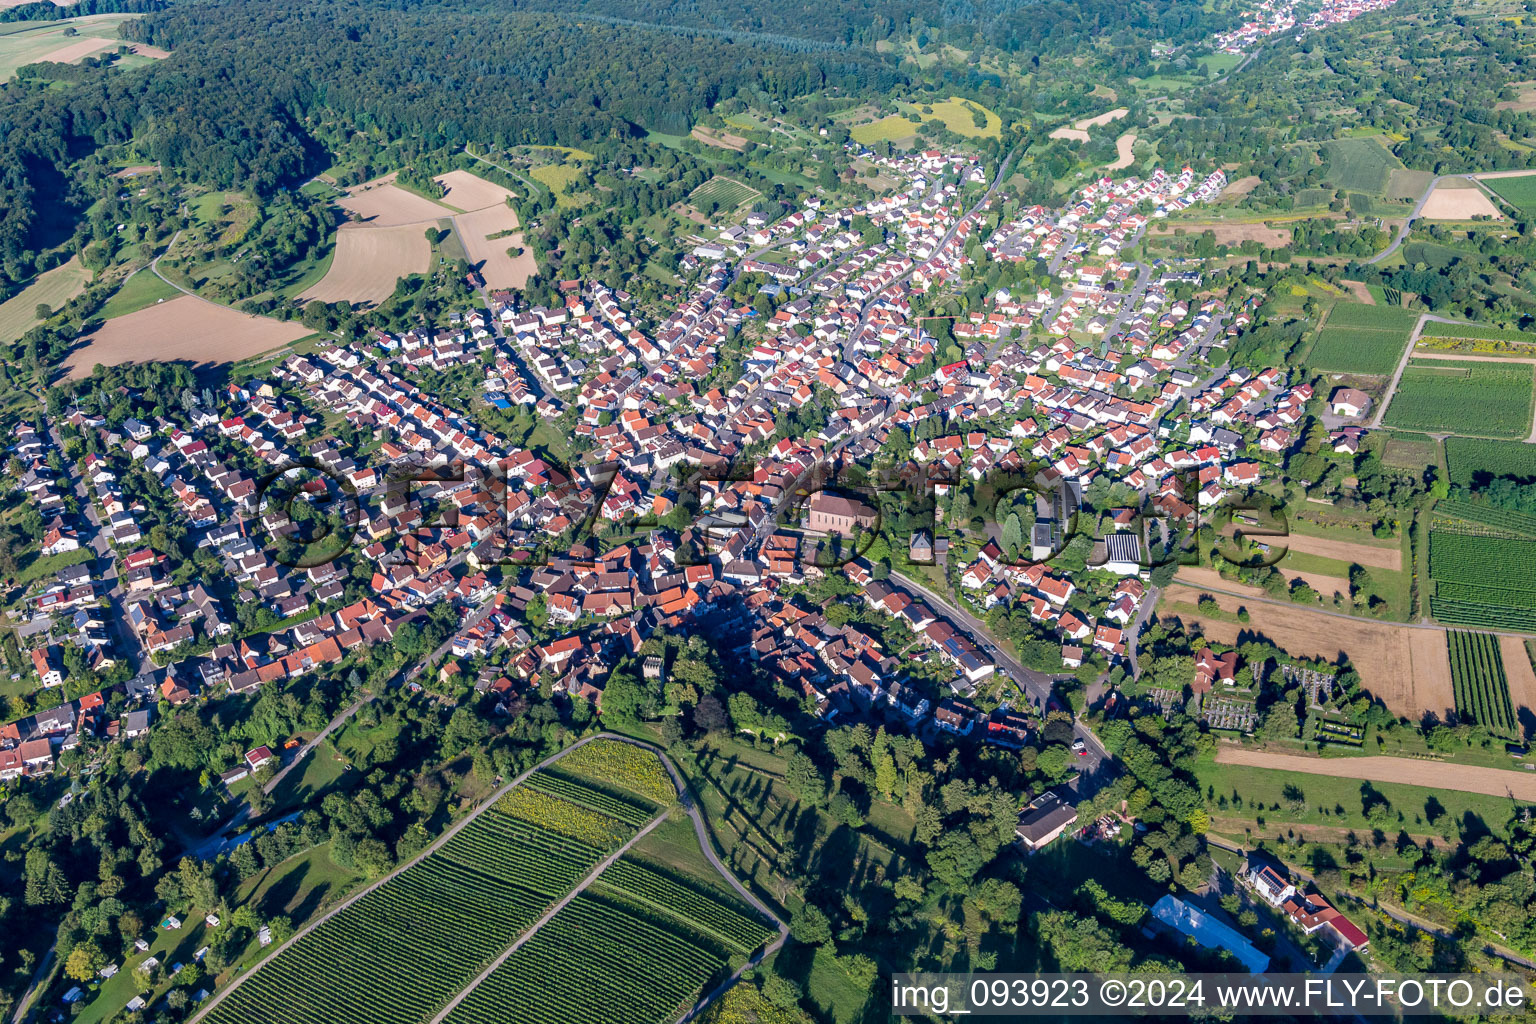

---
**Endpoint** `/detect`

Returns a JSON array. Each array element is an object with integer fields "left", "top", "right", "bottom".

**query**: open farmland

[
  {"left": 297, "top": 224, "right": 429, "bottom": 306},
  {"left": 1160, "top": 586, "right": 1454, "bottom": 720},
  {"left": 689, "top": 176, "right": 760, "bottom": 211},
  {"left": 1502, "top": 636, "right": 1536, "bottom": 728},
  {"left": 1149, "top": 221, "right": 1292, "bottom": 247},
  {"left": 0, "top": 14, "right": 147, "bottom": 79},
  {"left": 899, "top": 96, "right": 1003, "bottom": 139},
  {"left": 433, "top": 168, "right": 516, "bottom": 212},
  {"left": 1448, "top": 630, "right": 1517, "bottom": 735},
  {"left": 1321, "top": 136, "right": 1398, "bottom": 193},
  {"left": 64, "top": 295, "right": 309, "bottom": 379},
  {"left": 1485, "top": 172, "right": 1536, "bottom": 215},
  {"left": 198, "top": 740, "right": 673, "bottom": 1024},
  {"left": 1420, "top": 320, "right": 1536, "bottom": 345},
  {"left": 337, "top": 175, "right": 454, "bottom": 226},
  {"left": 1420, "top": 183, "right": 1502, "bottom": 220},
  {"left": 529, "top": 162, "right": 589, "bottom": 208},
  {"left": 442, "top": 855, "right": 774, "bottom": 1024},
  {"left": 0, "top": 256, "right": 88, "bottom": 341},
  {"left": 1325, "top": 302, "right": 1419, "bottom": 331},
  {"left": 1428, "top": 507, "right": 1536, "bottom": 630},
  {"left": 850, "top": 114, "right": 921, "bottom": 145},
  {"left": 1384, "top": 361, "right": 1535, "bottom": 438},
  {"left": 1107, "top": 134, "right": 1137, "bottom": 170},
  {"left": 438, "top": 171, "right": 533, "bottom": 286},
  {"left": 1307, "top": 324, "right": 1412, "bottom": 375},
  {"left": 454, "top": 205, "right": 534, "bottom": 289},
  {"left": 1446, "top": 437, "right": 1536, "bottom": 486},
  {"left": 1280, "top": 531, "right": 1403, "bottom": 571}
]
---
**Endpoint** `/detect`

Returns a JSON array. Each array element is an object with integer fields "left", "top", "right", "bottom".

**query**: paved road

[
  {"left": 1367, "top": 175, "right": 1455, "bottom": 266},
  {"left": 46, "top": 418, "right": 144, "bottom": 676},
  {"left": 8, "top": 949, "right": 54, "bottom": 1024},
  {"left": 184, "top": 594, "right": 501, "bottom": 860},
  {"left": 891, "top": 569, "right": 1113, "bottom": 785},
  {"left": 462, "top": 146, "right": 546, "bottom": 199},
  {"left": 1367, "top": 312, "right": 1429, "bottom": 428},
  {"left": 1124, "top": 583, "right": 1161, "bottom": 679}
]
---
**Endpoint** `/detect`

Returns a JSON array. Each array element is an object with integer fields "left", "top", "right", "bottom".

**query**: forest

[
  {"left": 498, "top": 0, "right": 1237, "bottom": 55},
  {"left": 0, "top": 0, "right": 905, "bottom": 295}
]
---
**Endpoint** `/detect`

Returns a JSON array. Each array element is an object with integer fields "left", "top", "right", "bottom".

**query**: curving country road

[
  {"left": 1364, "top": 174, "right": 1498, "bottom": 266},
  {"left": 185, "top": 591, "right": 502, "bottom": 861}
]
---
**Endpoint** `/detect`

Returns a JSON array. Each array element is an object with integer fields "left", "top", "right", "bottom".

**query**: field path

[
  {"left": 1281, "top": 532, "right": 1402, "bottom": 570},
  {"left": 186, "top": 732, "right": 618, "bottom": 1024},
  {"left": 1369, "top": 312, "right": 1430, "bottom": 427},
  {"left": 1214, "top": 746, "right": 1536, "bottom": 800},
  {"left": 429, "top": 734, "right": 789, "bottom": 1024},
  {"left": 428, "top": 809, "right": 672, "bottom": 1024},
  {"left": 189, "top": 733, "right": 787, "bottom": 1024}
]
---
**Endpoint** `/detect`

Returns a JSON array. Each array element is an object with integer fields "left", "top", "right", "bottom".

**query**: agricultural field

[
  {"left": 1421, "top": 320, "right": 1536, "bottom": 345},
  {"left": 1324, "top": 302, "right": 1420, "bottom": 332},
  {"left": 201, "top": 741, "right": 671, "bottom": 1024},
  {"left": 0, "top": 14, "right": 150, "bottom": 80},
  {"left": 1485, "top": 172, "right": 1536, "bottom": 215},
  {"left": 850, "top": 114, "right": 922, "bottom": 145},
  {"left": 64, "top": 295, "right": 309, "bottom": 379},
  {"left": 689, "top": 176, "right": 760, "bottom": 212},
  {"left": 1382, "top": 434, "right": 1441, "bottom": 471},
  {"left": 553, "top": 738, "right": 676, "bottom": 805},
  {"left": 1446, "top": 436, "right": 1536, "bottom": 486},
  {"left": 529, "top": 163, "right": 589, "bottom": 208},
  {"left": 441, "top": 889, "right": 741, "bottom": 1024},
  {"left": 442, "top": 849, "right": 773, "bottom": 1024},
  {"left": 337, "top": 175, "right": 454, "bottom": 226},
  {"left": 1321, "top": 136, "right": 1399, "bottom": 194},
  {"left": 1203, "top": 753, "right": 1536, "bottom": 824},
  {"left": 92, "top": 269, "right": 181, "bottom": 320},
  {"left": 1384, "top": 362, "right": 1535, "bottom": 438},
  {"left": 0, "top": 256, "right": 89, "bottom": 342},
  {"left": 433, "top": 168, "right": 516, "bottom": 213},
  {"left": 897, "top": 96, "right": 1003, "bottom": 139},
  {"left": 297, "top": 224, "right": 427, "bottom": 306},
  {"left": 1428, "top": 507, "right": 1536, "bottom": 630},
  {"left": 1420, "top": 184, "right": 1502, "bottom": 221},
  {"left": 1447, "top": 630, "right": 1518, "bottom": 736},
  {"left": 1307, "top": 324, "right": 1412, "bottom": 375},
  {"left": 1159, "top": 584, "right": 1454, "bottom": 721}
]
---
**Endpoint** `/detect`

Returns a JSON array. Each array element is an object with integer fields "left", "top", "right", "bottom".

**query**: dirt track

[
  {"left": 1215, "top": 746, "right": 1536, "bottom": 800},
  {"left": 1281, "top": 532, "right": 1403, "bottom": 570}
]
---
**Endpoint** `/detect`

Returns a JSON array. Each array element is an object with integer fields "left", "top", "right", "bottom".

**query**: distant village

[{"left": 1213, "top": 0, "right": 1403, "bottom": 53}]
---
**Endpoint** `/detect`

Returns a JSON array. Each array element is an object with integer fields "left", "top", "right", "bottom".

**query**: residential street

[{"left": 892, "top": 568, "right": 1114, "bottom": 790}]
